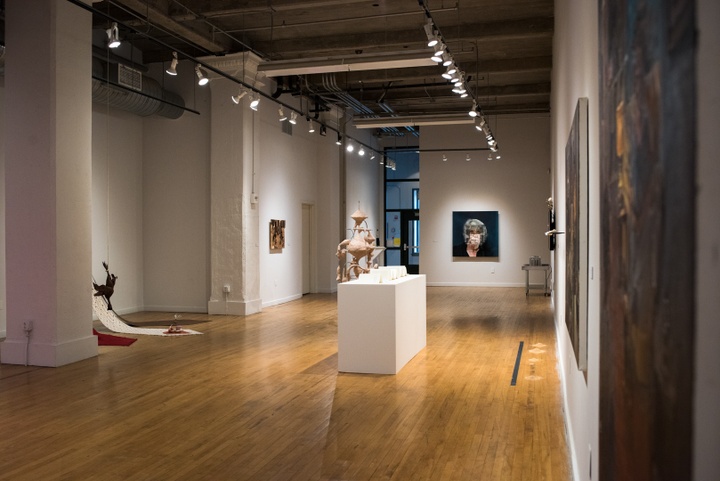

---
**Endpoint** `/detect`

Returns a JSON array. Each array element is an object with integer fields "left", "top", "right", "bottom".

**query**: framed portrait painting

[{"left": 452, "top": 211, "right": 499, "bottom": 258}]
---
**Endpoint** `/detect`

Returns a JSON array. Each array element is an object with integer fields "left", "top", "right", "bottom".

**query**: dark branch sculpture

[{"left": 93, "top": 261, "right": 117, "bottom": 311}]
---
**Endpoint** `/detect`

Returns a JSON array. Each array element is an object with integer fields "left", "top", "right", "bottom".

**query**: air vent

[
  {"left": 282, "top": 121, "right": 293, "bottom": 136},
  {"left": 117, "top": 64, "right": 142, "bottom": 91}
]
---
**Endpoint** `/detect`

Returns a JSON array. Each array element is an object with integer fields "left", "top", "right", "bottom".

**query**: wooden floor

[{"left": 0, "top": 287, "right": 571, "bottom": 481}]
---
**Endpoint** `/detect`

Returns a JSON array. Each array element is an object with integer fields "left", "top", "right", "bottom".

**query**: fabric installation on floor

[
  {"left": 93, "top": 328, "right": 137, "bottom": 346},
  {"left": 92, "top": 294, "right": 203, "bottom": 336}
]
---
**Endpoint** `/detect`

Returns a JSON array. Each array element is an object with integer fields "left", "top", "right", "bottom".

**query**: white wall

[
  {"left": 694, "top": 0, "right": 720, "bottom": 478},
  {"left": 420, "top": 117, "right": 552, "bottom": 286},
  {"left": 91, "top": 106, "right": 144, "bottom": 314},
  {"left": 551, "top": 1, "right": 600, "bottom": 480},
  {"left": 142, "top": 62, "right": 211, "bottom": 312}
]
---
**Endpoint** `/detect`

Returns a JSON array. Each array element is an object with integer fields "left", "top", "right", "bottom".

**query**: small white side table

[{"left": 521, "top": 264, "right": 552, "bottom": 296}]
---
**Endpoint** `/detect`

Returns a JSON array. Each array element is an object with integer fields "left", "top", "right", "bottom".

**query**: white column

[
  {"left": 205, "top": 54, "right": 263, "bottom": 315},
  {"left": 1, "top": 0, "right": 97, "bottom": 366}
]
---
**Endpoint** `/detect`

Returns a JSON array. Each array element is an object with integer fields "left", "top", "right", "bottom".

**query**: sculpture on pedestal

[{"left": 336, "top": 208, "right": 383, "bottom": 282}]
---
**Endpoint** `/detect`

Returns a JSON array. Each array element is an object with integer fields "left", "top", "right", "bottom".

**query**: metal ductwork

[{"left": 92, "top": 57, "right": 185, "bottom": 119}]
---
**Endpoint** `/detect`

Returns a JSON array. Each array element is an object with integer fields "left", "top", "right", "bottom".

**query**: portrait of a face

[{"left": 452, "top": 211, "right": 499, "bottom": 258}]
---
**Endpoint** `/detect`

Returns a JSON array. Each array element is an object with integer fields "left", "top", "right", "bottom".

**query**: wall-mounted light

[
  {"left": 195, "top": 64, "right": 209, "bottom": 85},
  {"left": 231, "top": 89, "right": 247, "bottom": 104},
  {"left": 166, "top": 51, "right": 179, "bottom": 75},
  {"left": 106, "top": 22, "right": 121, "bottom": 49}
]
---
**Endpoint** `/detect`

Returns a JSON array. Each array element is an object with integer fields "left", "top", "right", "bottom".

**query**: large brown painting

[
  {"left": 599, "top": 1, "right": 696, "bottom": 480},
  {"left": 565, "top": 98, "right": 589, "bottom": 372}
]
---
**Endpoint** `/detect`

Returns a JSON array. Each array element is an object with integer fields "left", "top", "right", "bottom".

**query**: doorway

[{"left": 384, "top": 150, "right": 420, "bottom": 274}]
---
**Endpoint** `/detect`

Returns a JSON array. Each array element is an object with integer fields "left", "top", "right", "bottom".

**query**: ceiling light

[
  {"left": 442, "top": 154, "right": 448, "bottom": 162},
  {"left": 442, "top": 54, "right": 453, "bottom": 67},
  {"left": 336, "top": 133, "right": 342, "bottom": 145},
  {"left": 474, "top": 117, "right": 485, "bottom": 131},
  {"left": 431, "top": 52, "right": 443, "bottom": 63},
  {"left": 447, "top": 64, "right": 457, "bottom": 75},
  {"left": 320, "top": 125, "right": 327, "bottom": 136},
  {"left": 278, "top": 107, "right": 287, "bottom": 121},
  {"left": 166, "top": 52, "right": 179, "bottom": 75},
  {"left": 452, "top": 85, "right": 466, "bottom": 94},
  {"left": 460, "top": 92, "right": 469, "bottom": 98},
  {"left": 496, "top": 154, "right": 502, "bottom": 160},
  {"left": 441, "top": 70, "right": 453, "bottom": 80},
  {"left": 433, "top": 43, "right": 445, "bottom": 57},
  {"left": 466, "top": 154, "right": 471, "bottom": 161},
  {"left": 231, "top": 89, "right": 247, "bottom": 104},
  {"left": 380, "top": 156, "right": 385, "bottom": 165},
  {"left": 106, "top": 22, "right": 121, "bottom": 49},
  {"left": 250, "top": 95, "right": 260, "bottom": 111},
  {"left": 370, "top": 153, "right": 376, "bottom": 160},
  {"left": 346, "top": 143, "right": 354, "bottom": 153},
  {"left": 195, "top": 64, "right": 209, "bottom": 85},
  {"left": 469, "top": 102, "right": 479, "bottom": 117},
  {"left": 289, "top": 111, "right": 297, "bottom": 124},
  {"left": 424, "top": 20, "right": 439, "bottom": 47},
  {"left": 488, "top": 154, "right": 493, "bottom": 161},
  {"left": 307, "top": 118, "right": 316, "bottom": 133},
  {"left": 358, "top": 147, "right": 365, "bottom": 156}
]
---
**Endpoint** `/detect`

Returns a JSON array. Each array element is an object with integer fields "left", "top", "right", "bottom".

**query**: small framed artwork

[
  {"left": 452, "top": 211, "right": 499, "bottom": 258},
  {"left": 270, "top": 219, "right": 286, "bottom": 250}
]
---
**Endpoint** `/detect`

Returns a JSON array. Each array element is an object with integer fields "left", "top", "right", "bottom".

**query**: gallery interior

[{"left": 0, "top": 1, "right": 718, "bottom": 480}]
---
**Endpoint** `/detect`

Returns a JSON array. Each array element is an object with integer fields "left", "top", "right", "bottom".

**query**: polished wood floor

[{"left": 0, "top": 287, "right": 571, "bottom": 481}]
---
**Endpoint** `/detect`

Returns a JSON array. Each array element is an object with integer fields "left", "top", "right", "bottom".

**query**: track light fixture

[
  {"left": 231, "top": 89, "right": 247, "bottom": 104},
  {"left": 195, "top": 64, "right": 209, "bottom": 85},
  {"left": 488, "top": 154, "right": 493, "bottom": 161},
  {"left": 442, "top": 154, "right": 448, "bottom": 162},
  {"left": 442, "top": 54, "right": 453, "bottom": 67},
  {"left": 249, "top": 94, "right": 260, "bottom": 111},
  {"left": 424, "top": 19, "right": 439, "bottom": 47},
  {"left": 319, "top": 125, "right": 327, "bottom": 136},
  {"left": 346, "top": 143, "right": 354, "bottom": 153},
  {"left": 469, "top": 102, "right": 479, "bottom": 117},
  {"left": 289, "top": 111, "right": 298, "bottom": 125},
  {"left": 336, "top": 133, "right": 342, "bottom": 145},
  {"left": 166, "top": 52, "right": 179, "bottom": 75},
  {"left": 358, "top": 147, "right": 365, "bottom": 156},
  {"left": 278, "top": 107, "right": 288, "bottom": 121},
  {"left": 466, "top": 154, "right": 471, "bottom": 161},
  {"left": 307, "top": 118, "right": 316, "bottom": 133},
  {"left": 106, "top": 22, "right": 121, "bottom": 49}
]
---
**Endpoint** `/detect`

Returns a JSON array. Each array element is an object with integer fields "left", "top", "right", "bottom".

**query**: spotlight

[
  {"left": 358, "top": 147, "right": 365, "bottom": 156},
  {"left": 488, "top": 154, "right": 493, "bottom": 161},
  {"left": 442, "top": 55, "right": 453, "bottom": 67},
  {"left": 447, "top": 64, "right": 457, "bottom": 75},
  {"left": 336, "top": 133, "right": 342, "bottom": 145},
  {"left": 441, "top": 70, "right": 453, "bottom": 80},
  {"left": 452, "top": 85, "right": 466, "bottom": 94},
  {"left": 278, "top": 107, "right": 287, "bottom": 121},
  {"left": 106, "top": 22, "right": 121, "bottom": 49},
  {"left": 195, "top": 64, "right": 209, "bottom": 86},
  {"left": 442, "top": 154, "right": 448, "bottom": 162},
  {"left": 496, "top": 154, "right": 502, "bottom": 160},
  {"left": 166, "top": 52, "right": 179, "bottom": 75},
  {"left": 346, "top": 143, "right": 354, "bottom": 153},
  {"left": 466, "top": 154, "right": 471, "bottom": 161},
  {"left": 250, "top": 95, "right": 260, "bottom": 111},
  {"left": 474, "top": 117, "right": 485, "bottom": 131},
  {"left": 424, "top": 20, "right": 439, "bottom": 47},
  {"left": 380, "top": 156, "right": 385, "bottom": 165},
  {"left": 307, "top": 118, "right": 316, "bottom": 133},
  {"left": 231, "top": 89, "right": 247, "bottom": 104},
  {"left": 289, "top": 111, "right": 298, "bottom": 124},
  {"left": 370, "top": 153, "right": 376, "bottom": 160},
  {"left": 469, "top": 102, "right": 479, "bottom": 117},
  {"left": 320, "top": 125, "right": 327, "bottom": 136},
  {"left": 431, "top": 52, "right": 443, "bottom": 63}
]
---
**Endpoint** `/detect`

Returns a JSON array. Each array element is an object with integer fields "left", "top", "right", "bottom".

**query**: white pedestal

[{"left": 338, "top": 274, "right": 427, "bottom": 374}]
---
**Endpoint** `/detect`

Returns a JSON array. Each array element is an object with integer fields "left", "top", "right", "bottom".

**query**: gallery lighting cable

[{"left": 66, "top": 0, "right": 379, "bottom": 159}]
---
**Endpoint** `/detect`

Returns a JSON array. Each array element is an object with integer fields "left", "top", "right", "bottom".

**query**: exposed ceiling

[{"left": 89, "top": 0, "right": 554, "bottom": 129}]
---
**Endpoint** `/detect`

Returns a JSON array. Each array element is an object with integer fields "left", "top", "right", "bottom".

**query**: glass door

[{"left": 384, "top": 149, "right": 420, "bottom": 274}]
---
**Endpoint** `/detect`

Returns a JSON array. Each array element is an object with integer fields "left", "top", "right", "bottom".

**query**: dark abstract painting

[
  {"left": 598, "top": 1, "right": 696, "bottom": 480},
  {"left": 565, "top": 97, "right": 589, "bottom": 372}
]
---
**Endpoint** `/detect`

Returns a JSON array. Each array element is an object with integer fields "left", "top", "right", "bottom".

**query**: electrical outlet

[
  {"left": 23, "top": 320, "right": 33, "bottom": 332},
  {"left": 491, "top": 267, "right": 496, "bottom": 274},
  {"left": 223, "top": 285, "right": 231, "bottom": 293}
]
